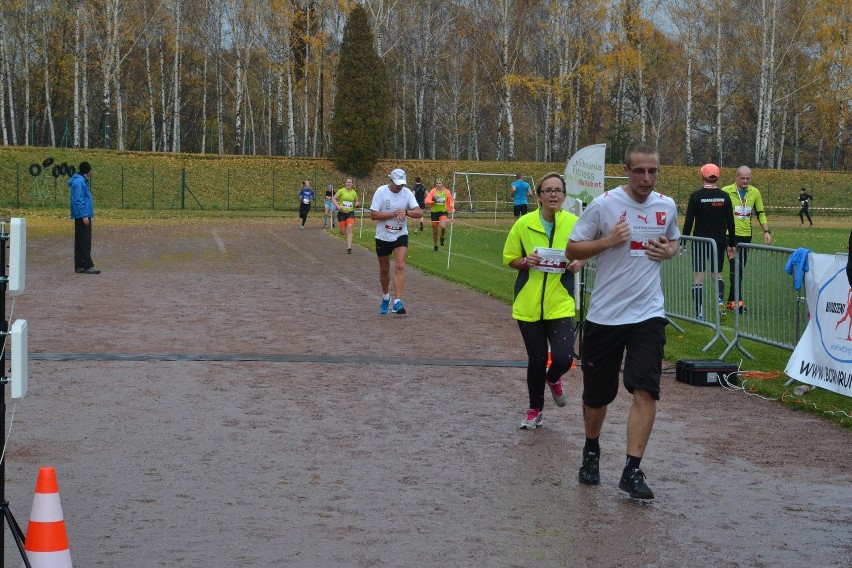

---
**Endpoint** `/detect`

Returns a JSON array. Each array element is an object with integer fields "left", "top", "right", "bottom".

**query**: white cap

[{"left": 388, "top": 168, "right": 407, "bottom": 186}]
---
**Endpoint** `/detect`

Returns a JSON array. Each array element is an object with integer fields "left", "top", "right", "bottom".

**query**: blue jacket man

[{"left": 69, "top": 161, "right": 100, "bottom": 274}]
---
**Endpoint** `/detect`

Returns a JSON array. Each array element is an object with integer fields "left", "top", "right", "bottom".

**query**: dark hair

[
  {"left": 535, "top": 172, "right": 566, "bottom": 193},
  {"left": 415, "top": 177, "right": 421, "bottom": 182},
  {"left": 515, "top": 174, "right": 522, "bottom": 179},
  {"left": 79, "top": 161, "right": 91, "bottom": 175},
  {"left": 624, "top": 141, "right": 658, "bottom": 167}
]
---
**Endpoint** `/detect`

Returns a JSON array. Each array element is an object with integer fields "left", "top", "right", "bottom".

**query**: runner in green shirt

[{"left": 332, "top": 177, "right": 361, "bottom": 254}]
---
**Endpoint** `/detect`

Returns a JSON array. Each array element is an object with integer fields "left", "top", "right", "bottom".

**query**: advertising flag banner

[
  {"left": 785, "top": 253, "right": 852, "bottom": 398},
  {"left": 563, "top": 143, "right": 606, "bottom": 215}
]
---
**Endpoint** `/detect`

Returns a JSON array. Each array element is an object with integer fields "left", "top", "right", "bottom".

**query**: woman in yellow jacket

[{"left": 502, "top": 172, "right": 585, "bottom": 429}]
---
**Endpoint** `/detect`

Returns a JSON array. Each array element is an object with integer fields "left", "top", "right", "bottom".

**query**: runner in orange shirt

[{"left": 424, "top": 179, "right": 454, "bottom": 252}]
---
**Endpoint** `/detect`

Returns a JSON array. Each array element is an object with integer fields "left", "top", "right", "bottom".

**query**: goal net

[{"left": 451, "top": 172, "right": 538, "bottom": 221}]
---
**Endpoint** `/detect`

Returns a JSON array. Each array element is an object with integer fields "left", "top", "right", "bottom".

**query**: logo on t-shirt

[
  {"left": 656, "top": 211, "right": 667, "bottom": 225},
  {"left": 637, "top": 213, "right": 648, "bottom": 223}
]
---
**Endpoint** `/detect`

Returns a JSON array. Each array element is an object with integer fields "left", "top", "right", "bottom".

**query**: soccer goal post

[{"left": 451, "top": 172, "right": 537, "bottom": 222}]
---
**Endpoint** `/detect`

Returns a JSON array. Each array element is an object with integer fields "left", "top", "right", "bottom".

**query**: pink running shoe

[
  {"left": 548, "top": 379, "right": 567, "bottom": 407},
  {"left": 519, "top": 408, "right": 544, "bottom": 430}
]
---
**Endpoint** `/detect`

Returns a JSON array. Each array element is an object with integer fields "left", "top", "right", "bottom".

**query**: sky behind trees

[{"left": 0, "top": 0, "right": 848, "bottom": 170}]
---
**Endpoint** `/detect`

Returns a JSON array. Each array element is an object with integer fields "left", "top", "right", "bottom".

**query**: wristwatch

[{"left": 764, "top": 229, "right": 771, "bottom": 234}]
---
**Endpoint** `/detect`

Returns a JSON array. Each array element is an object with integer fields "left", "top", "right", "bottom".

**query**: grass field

[{"left": 338, "top": 212, "right": 852, "bottom": 428}]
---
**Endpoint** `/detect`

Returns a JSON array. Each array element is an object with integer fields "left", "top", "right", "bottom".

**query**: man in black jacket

[{"left": 682, "top": 164, "right": 735, "bottom": 320}]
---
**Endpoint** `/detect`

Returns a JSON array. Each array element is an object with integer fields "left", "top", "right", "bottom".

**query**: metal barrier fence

[
  {"left": 578, "top": 241, "right": 807, "bottom": 360},
  {"left": 721, "top": 243, "right": 808, "bottom": 359},
  {"left": 661, "top": 236, "right": 731, "bottom": 352}
]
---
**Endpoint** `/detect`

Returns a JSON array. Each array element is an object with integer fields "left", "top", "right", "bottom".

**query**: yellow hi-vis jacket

[{"left": 502, "top": 209, "right": 578, "bottom": 322}]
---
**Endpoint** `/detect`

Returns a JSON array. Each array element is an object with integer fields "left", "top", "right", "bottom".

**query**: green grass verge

[{"left": 345, "top": 214, "right": 851, "bottom": 429}]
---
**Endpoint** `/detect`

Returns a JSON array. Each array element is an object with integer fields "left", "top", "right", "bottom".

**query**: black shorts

[
  {"left": 337, "top": 211, "right": 355, "bottom": 223},
  {"left": 691, "top": 238, "right": 726, "bottom": 273},
  {"left": 580, "top": 317, "right": 667, "bottom": 408},
  {"left": 514, "top": 204, "right": 528, "bottom": 217},
  {"left": 430, "top": 211, "right": 448, "bottom": 222},
  {"left": 375, "top": 235, "right": 409, "bottom": 257}
]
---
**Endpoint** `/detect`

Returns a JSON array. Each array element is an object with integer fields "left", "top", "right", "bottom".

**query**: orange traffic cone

[
  {"left": 22, "top": 467, "right": 72, "bottom": 567},
  {"left": 546, "top": 349, "right": 577, "bottom": 370}
]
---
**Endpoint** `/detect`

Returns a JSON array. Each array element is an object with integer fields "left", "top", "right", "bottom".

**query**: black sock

[
  {"left": 717, "top": 279, "right": 725, "bottom": 301},
  {"left": 692, "top": 284, "right": 703, "bottom": 317},
  {"left": 584, "top": 437, "right": 600, "bottom": 455},
  {"left": 625, "top": 455, "right": 642, "bottom": 471}
]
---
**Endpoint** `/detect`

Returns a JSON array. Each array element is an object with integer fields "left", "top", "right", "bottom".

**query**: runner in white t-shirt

[
  {"left": 370, "top": 168, "right": 423, "bottom": 315},
  {"left": 566, "top": 141, "right": 680, "bottom": 501}
]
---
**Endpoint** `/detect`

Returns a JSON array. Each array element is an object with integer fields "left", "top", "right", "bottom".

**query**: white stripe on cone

[
  {"left": 22, "top": 549, "right": 73, "bottom": 568},
  {"left": 28, "top": 494, "right": 64, "bottom": 523}
]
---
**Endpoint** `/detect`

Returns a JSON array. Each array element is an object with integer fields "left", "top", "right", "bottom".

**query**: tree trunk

[
  {"left": 83, "top": 25, "right": 89, "bottom": 148},
  {"left": 159, "top": 35, "right": 169, "bottom": 152},
  {"left": 115, "top": 46, "right": 125, "bottom": 151},
  {"left": 776, "top": 106, "right": 787, "bottom": 169},
  {"left": 171, "top": 0, "right": 181, "bottom": 153},
  {"left": 42, "top": 19, "right": 56, "bottom": 147},
  {"left": 276, "top": 70, "right": 284, "bottom": 155},
  {"left": 684, "top": 48, "right": 693, "bottom": 165},
  {"left": 145, "top": 38, "right": 157, "bottom": 151},
  {"left": 287, "top": 60, "right": 295, "bottom": 156},
  {"left": 201, "top": 49, "right": 208, "bottom": 154},
  {"left": 24, "top": 2, "right": 31, "bottom": 146},
  {"left": 715, "top": 14, "right": 722, "bottom": 165},
  {"left": 73, "top": 7, "right": 81, "bottom": 148}
]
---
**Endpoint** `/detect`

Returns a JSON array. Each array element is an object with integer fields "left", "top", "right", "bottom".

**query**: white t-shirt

[
  {"left": 370, "top": 184, "right": 419, "bottom": 242},
  {"left": 570, "top": 186, "right": 680, "bottom": 325}
]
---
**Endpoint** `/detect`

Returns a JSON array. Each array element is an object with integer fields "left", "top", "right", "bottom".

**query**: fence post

[
  {"left": 121, "top": 165, "right": 125, "bottom": 209},
  {"left": 181, "top": 168, "right": 187, "bottom": 209},
  {"left": 151, "top": 166, "right": 155, "bottom": 210},
  {"left": 272, "top": 169, "right": 276, "bottom": 211},
  {"left": 227, "top": 169, "right": 231, "bottom": 211}
]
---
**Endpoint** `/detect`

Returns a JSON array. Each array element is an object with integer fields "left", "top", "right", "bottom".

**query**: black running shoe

[
  {"left": 440, "top": 237, "right": 445, "bottom": 246},
  {"left": 578, "top": 451, "right": 600, "bottom": 486},
  {"left": 619, "top": 468, "right": 654, "bottom": 499}
]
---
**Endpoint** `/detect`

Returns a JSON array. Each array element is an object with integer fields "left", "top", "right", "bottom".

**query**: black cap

[{"left": 79, "top": 162, "right": 92, "bottom": 175}]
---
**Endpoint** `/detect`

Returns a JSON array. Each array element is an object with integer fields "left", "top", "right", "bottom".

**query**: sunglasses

[{"left": 628, "top": 167, "right": 659, "bottom": 175}]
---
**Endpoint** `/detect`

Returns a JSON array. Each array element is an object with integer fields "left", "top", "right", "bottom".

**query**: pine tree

[{"left": 329, "top": 5, "right": 390, "bottom": 177}]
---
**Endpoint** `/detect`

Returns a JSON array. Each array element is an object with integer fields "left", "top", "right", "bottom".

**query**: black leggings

[
  {"left": 517, "top": 318, "right": 575, "bottom": 411},
  {"left": 799, "top": 207, "right": 812, "bottom": 225}
]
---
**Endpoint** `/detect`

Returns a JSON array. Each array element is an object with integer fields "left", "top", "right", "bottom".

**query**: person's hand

[
  {"left": 644, "top": 235, "right": 676, "bottom": 261},
  {"left": 608, "top": 219, "right": 630, "bottom": 247},
  {"left": 568, "top": 259, "right": 586, "bottom": 273},
  {"left": 83, "top": 217, "right": 90, "bottom": 226},
  {"left": 763, "top": 231, "right": 772, "bottom": 245},
  {"left": 395, "top": 209, "right": 406, "bottom": 222},
  {"left": 727, "top": 246, "right": 736, "bottom": 260}
]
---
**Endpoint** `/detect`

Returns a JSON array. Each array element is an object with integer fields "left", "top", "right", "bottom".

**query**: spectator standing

[
  {"left": 323, "top": 184, "right": 337, "bottom": 228},
  {"left": 511, "top": 174, "right": 533, "bottom": 218},
  {"left": 370, "top": 168, "right": 423, "bottom": 315},
  {"left": 566, "top": 141, "right": 680, "bottom": 500},
  {"left": 797, "top": 187, "right": 814, "bottom": 227},
  {"left": 332, "top": 177, "right": 360, "bottom": 254},
  {"left": 681, "top": 164, "right": 736, "bottom": 320},
  {"left": 298, "top": 180, "right": 316, "bottom": 229},
  {"left": 721, "top": 166, "right": 772, "bottom": 312},
  {"left": 502, "top": 172, "right": 584, "bottom": 430},
  {"left": 412, "top": 177, "right": 427, "bottom": 233},
  {"left": 424, "top": 179, "right": 454, "bottom": 252},
  {"left": 69, "top": 161, "right": 100, "bottom": 274}
]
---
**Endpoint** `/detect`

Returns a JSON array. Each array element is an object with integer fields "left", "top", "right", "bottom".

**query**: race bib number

[
  {"left": 384, "top": 223, "right": 403, "bottom": 232},
  {"left": 629, "top": 227, "right": 664, "bottom": 257},
  {"left": 302, "top": 198, "right": 310, "bottom": 204},
  {"left": 734, "top": 205, "right": 752, "bottom": 218},
  {"left": 435, "top": 197, "right": 446, "bottom": 204},
  {"left": 532, "top": 247, "right": 567, "bottom": 273},
  {"left": 342, "top": 201, "right": 353, "bottom": 209}
]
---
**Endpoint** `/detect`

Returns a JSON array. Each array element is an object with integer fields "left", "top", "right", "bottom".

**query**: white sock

[{"left": 383, "top": 294, "right": 390, "bottom": 301}]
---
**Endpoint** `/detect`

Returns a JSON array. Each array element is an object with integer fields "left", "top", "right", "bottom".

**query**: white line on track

[
  {"left": 211, "top": 230, "right": 227, "bottom": 252},
  {"left": 408, "top": 239, "right": 513, "bottom": 272}
]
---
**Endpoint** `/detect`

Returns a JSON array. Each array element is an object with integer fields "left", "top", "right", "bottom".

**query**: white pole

[
  {"left": 358, "top": 187, "right": 367, "bottom": 241},
  {"left": 494, "top": 187, "right": 498, "bottom": 224},
  {"left": 447, "top": 191, "right": 456, "bottom": 270}
]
